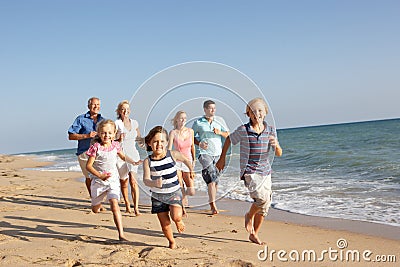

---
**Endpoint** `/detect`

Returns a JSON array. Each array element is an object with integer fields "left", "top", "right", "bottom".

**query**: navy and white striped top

[
  {"left": 230, "top": 122, "right": 275, "bottom": 179},
  {"left": 148, "top": 150, "right": 181, "bottom": 194}
]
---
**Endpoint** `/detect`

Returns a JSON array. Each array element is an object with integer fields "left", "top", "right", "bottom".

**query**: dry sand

[{"left": 0, "top": 154, "right": 399, "bottom": 266}]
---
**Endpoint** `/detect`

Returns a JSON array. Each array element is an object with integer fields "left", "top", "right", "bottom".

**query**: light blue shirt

[{"left": 192, "top": 116, "right": 229, "bottom": 156}]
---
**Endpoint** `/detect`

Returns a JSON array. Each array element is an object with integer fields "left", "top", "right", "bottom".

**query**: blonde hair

[
  {"left": 245, "top": 97, "right": 269, "bottom": 116},
  {"left": 91, "top": 119, "right": 117, "bottom": 144},
  {"left": 115, "top": 100, "right": 130, "bottom": 119},
  {"left": 171, "top": 110, "right": 187, "bottom": 129}
]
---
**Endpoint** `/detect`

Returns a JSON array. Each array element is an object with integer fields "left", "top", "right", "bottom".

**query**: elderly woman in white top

[{"left": 115, "top": 100, "right": 142, "bottom": 215}]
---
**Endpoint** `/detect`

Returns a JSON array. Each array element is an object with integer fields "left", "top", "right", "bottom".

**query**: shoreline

[{"left": 1, "top": 154, "right": 399, "bottom": 266}]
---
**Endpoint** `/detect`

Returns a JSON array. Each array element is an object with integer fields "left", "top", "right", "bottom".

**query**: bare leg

[
  {"left": 129, "top": 172, "right": 141, "bottom": 215},
  {"left": 85, "top": 178, "right": 92, "bottom": 197},
  {"left": 170, "top": 205, "right": 185, "bottom": 233},
  {"left": 120, "top": 179, "right": 131, "bottom": 213},
  {"left": 157, "top": 212, "right": 176, "bottom": 249},
  {"left": 208, "top": 182, "right": 218, "bottom": 215},
  {"left": 109, "top": 198, "right": 127, "bottom": 241},
  {"left": 176, "top": 170, "right": 187, "bottom": 216},
  {"left": 246, "top": 203, "right": 265, "bottom": 245},
  {"left": 182, "top": 171, "right": 195, "bottom": 196}
]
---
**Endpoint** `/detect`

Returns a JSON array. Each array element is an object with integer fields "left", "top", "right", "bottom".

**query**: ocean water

[{"left": 22, "top": 119, "right": 400, "bottom": 227}]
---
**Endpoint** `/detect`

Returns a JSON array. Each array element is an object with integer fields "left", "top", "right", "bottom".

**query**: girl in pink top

[
  {"left": 86, "top": 119, "right": 139, "bottom": 242},
  {"left": 168, "top": 111, "right": 196, "bottom": 213}
]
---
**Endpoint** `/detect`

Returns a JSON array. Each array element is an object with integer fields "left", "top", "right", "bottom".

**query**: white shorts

[
  {"left": 90, "top": 179, "right": 120, "bottom": 206},
  {"left": 117, "top": 158, "right": 138, "bottom": 180},
  {"left": 175, "top": 160, "right": 191, "bottom": 172},
  {"left": 77, "top": 153, "right": 89, "bottom": 178},
  {"left": 244, "top": 173, "right": 272, "bottom": 216}
]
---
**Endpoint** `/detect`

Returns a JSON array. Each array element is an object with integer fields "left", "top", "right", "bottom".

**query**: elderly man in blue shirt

[
  {"left": 192, "top": 100, "right": 229, "bottom": 215},
  {"left": 68, "top": 97, "right": 105, "bottom": 198}
]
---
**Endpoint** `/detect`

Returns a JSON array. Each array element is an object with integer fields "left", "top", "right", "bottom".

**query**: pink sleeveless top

[{"left": 173, "top": 136, "right": 192, "bottom": 161}]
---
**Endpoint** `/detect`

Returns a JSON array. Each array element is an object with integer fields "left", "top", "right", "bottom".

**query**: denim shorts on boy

[
  {"left": 151, "top": 190, "right": 183, "bottom": 214},
  {"left": 243, "top": 173, "right": 272, "bottom": 216},
  {"left": 198, "top": 154, "right": 220, "bottom": 184}
]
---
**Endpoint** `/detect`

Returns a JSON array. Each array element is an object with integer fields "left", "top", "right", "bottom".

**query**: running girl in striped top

[{"left": 142, "top": 126, "right": 195, "bottom": 249}]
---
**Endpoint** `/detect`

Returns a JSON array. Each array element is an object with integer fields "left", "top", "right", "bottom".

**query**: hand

[
  {"left": 89, "top": 131, "right": 97, "bottom": 138},
  {"left": 189, "top": 171, "right": 195, "bottom": 180},
  {"left": 199, "top": 141, "right": 208, "bottom": 150},
  {"left": 155, "top": 177, "right": 163, "bottom": 188},
  {"left": 100, "top": 171, "right": 112, "bottom": 181},
  {"left": 215, "top": 158, "right": 225, "bottom": 172},
  {"left": 134, "top": 160, "right": 143, "bottom": 165},
  {"left": 268, "top": 136, "right": 278, "bottom": 148},
  {"left": 213, "top": 128, "right": 221, "bottom": 135}
]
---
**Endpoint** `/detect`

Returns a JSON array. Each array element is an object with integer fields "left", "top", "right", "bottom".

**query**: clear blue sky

[{"left": 1, "top": 0, "right": 399, "bottom": 154}]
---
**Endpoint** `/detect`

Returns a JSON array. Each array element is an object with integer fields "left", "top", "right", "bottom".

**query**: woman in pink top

[{"left": 168, "top": 111, "right": 196, "bottom": 211}]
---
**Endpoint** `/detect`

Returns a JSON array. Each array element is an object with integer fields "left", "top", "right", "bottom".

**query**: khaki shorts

[
  {"left": 78, "top": 153, "right": 90, "bottom": 178},
  {"left": 244, "top": 173, "right": 272, "bottom": 217}
]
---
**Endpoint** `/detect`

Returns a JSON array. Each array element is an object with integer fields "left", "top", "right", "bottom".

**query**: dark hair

[
  {"left": 203, "top": 99, "right": 215, "bottom": 109},
  {"left": 144, "top": 126, "right": 168, "bottom": 151}
]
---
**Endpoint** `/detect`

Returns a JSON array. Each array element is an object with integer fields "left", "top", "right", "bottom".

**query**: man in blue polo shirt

[
  {"left": 68, "top": 97, "right": 104, "bottom": 197},
  {"left": 192, "top": 100, "right": 229, "bottom": 215}
]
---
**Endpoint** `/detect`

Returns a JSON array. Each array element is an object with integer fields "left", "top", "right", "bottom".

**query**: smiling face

[
  {"left": 176, "top": 112, "right": 187, "bottom": 128},
  {"left": 118, "top": 103, "right": 131, "bottom": 119},
  {"left": 247, "top": 100, "right": 268, "bottom": 125},
  {"left": 204, "top": 103, "right": 216, "bottom": 118},
  {"left": 98, "top": 122, "right": 116, "bottom": 146},
  {"left": 148, "top": 132, "right": 168, "bottom": 156},
  {"left": 88, "top": 98, "right": 101, "bottom": 115}
]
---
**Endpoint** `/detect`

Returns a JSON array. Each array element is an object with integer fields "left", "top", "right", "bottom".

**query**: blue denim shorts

[{"left": 151, "top": 190, "right": 183, "bottom": 214}]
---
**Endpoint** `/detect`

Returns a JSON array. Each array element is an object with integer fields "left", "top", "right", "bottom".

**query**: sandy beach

[{"left": 0, "top": 155, "right": 399, "bottom": 266}]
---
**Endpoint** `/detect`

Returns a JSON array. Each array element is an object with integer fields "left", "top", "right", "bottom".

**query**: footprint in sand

[{"left": 77, "top": 235, "right": 92, "bottom": 241}]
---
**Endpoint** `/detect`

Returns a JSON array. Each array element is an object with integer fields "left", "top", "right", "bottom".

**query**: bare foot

[
  {"left": 135, "top": 211, "right": 142, "bottom": 216},
  {"left": 99, "top": 206, "right": 107, "bottom": 212},
  {"left": 169, "top": 241, "right": 176, "bottom": 249},
  {"left": 175, "top": 220, "right": 185, "bottom": 233},
  {"left": 211, "top": 208, "right": 219, "bottom": 215},
  {"left": 249, "top": 234, "right": 265, "bottom": 245},
  {"left": 210, "top": 203, "right": 219, "bottom": 215},
  {"left": 119, "top": 236, "right": 129, "bottom": 243},
  {"left": 125, "top": 208, "right": 132, "bottom": 214},
  {"left": 244, "top": 212, "right": 254, "bottom": 233}
]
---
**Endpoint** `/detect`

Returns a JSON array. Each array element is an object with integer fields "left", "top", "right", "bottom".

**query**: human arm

[
  {"left": 171, "top": 150, "right": 195, "bottom": 179},
  {"left": 86, "top": 156, "right": 111, "bottom": 180},
  {"left": 142, "top": 158, "right": 162, "bottom": 188},
  {"left": 117, "top": 151, "right": 142, "bottom": 165},
  {"left": 167, "top": 130, "right": 175, "bottom": 151},
  {"left": 269, "top": 136, "right": 283, "bottom": 157},
  {"left": 190, "top": 129, "right": 196, "bottom": 166},
  {"left": 216, "top": 136, "right": 231, "bottom": 172},
  {"left": 213, "top": 128, "right": 229, "bottom": 138},
  {"left": 68, "top": 132, "right": 97, "bottom": 141},
  {"left": 68, "top": 116, "right": 97, "bottom": 140}
]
